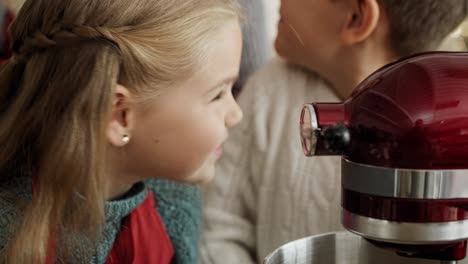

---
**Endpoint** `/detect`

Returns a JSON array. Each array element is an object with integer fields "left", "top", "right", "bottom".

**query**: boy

[{"left": 200, "top": 0, "right": 468, "bottom": 263}]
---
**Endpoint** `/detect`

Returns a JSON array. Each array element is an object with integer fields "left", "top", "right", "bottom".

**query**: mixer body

[{"left": 300, "top": 52, "right": 468, "bottom": 261}]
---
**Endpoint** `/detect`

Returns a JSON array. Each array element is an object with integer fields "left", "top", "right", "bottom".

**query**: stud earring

[{"left": 122, "top": 134, "right": 130, "bottom": 143}]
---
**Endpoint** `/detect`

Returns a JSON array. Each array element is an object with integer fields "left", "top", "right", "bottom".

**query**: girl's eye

[{"left": 211, "top": 91, "right": 225, "bottom": 102}]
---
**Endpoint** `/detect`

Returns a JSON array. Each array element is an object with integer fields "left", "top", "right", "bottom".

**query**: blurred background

[{"left": 5, "top": 0, "right": 468, "bottom": 56}]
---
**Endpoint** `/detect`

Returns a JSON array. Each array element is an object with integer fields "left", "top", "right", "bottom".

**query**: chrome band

[
  {"left": 300, "top": 104, "right": 319, "bottom": 156},
  {"left": 343, "top": 209, "right": 468, "bottom": 244},
  {"left": 342, "top": 158, "right": 468, "bottom": 199}
]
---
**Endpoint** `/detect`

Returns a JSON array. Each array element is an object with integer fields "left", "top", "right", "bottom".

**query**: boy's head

[{"left": 275, "top": 0, "right": 467, "bottom": 94}]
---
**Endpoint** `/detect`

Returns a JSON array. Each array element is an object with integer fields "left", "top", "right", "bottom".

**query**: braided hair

[{"left": 0, "top": 0, "right": 241, "bottom": 263}]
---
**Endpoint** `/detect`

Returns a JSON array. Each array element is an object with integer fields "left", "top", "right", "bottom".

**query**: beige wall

[
  {"left": 6, "top": 0, "right": 25, "bottom": 13},
  {"left": 262, "top": 0, "right": 280, "bottom": 57},
  {"left": 440, "top": 19, "right": 468, "bottom": 51}
]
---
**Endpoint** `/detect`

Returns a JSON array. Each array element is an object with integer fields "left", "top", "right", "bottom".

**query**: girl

[{"left": 0, "top": 0, "right": 243, "bottom": 263}]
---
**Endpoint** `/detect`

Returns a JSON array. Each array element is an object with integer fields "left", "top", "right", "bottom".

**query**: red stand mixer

[{"left": 300, "top": 52, "right": 468, "bottom": 264}]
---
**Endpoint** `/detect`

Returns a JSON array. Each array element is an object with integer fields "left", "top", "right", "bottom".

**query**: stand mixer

[{"left": 299, "top": 52, "right": 468, "bottom": 264}]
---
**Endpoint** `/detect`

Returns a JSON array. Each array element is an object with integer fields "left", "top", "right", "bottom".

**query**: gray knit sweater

[{"left": 0, "top": 176, "right": 201, "bottom": 264}]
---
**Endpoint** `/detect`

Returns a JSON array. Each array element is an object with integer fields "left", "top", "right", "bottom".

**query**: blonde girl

[{"left": 0, "top": 0, "right": 243, "bottom": 263}]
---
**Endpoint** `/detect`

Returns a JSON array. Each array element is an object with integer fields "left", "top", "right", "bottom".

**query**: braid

[{"left": 13, "top": 25, "right": 122, "bottom": 62}]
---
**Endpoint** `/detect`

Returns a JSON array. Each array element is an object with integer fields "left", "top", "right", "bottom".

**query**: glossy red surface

[
  {"left": 342, "top": 189, "right": 468, "bottom": 222},
  {"left": 312, "top": 52, "right": 468, "bottom": 169}
]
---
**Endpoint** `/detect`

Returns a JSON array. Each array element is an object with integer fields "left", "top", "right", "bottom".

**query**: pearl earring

[{"left": 122, "top": 134, "right": 130, "bottom": 143}]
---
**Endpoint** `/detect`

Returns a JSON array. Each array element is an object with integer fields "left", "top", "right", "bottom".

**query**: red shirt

[
  {"left": 42, "top": 189, "right": 174, "bottom": 263},
  {"left": 106, "top": 190, "right": 174, "bottom": 264}
]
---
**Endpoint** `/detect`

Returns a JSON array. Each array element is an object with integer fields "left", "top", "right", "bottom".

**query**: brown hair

[
  {"left": 380, "top": 0, "right": 468, "bottom": 56},
  {"left": 0, "top": 0, "right": 240, "bottom": 262}
]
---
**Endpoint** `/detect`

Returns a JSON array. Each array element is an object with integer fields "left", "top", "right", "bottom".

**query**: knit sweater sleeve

[
  {"left": 0, "top": 176, "right": 31, "bottom": 253},
  {"left": 0, "top": 196, "right": 19, "bottom": 252},
  {"left": 0, "top": 177, "right": 200, "bottom": 263},
  {"left": 200, "top": 60, "right": 281, "bottom": 264},
  {"left": 146, "top": 179, "right": 201, "bottom": 264}
]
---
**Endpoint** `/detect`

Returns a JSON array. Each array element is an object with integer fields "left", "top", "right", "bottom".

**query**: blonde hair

[{"left": 0, "top": 0, "right": 240, "bottom": 262}]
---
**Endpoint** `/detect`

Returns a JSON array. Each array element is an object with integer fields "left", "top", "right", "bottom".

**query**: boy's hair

[
  {"left": 381, "top": 0, "right": 468, "bottom": 56},
  {"left": 0, "top": 0, "right": 240, "bottom": 263}
]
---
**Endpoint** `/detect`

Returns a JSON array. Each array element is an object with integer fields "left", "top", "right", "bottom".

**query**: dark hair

[{"left": 380, "top": 0, "right": 468, "bottom": 56}]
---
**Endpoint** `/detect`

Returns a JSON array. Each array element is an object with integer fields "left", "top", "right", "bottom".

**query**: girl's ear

[{"left": 107, "top": 84, "right": 136, "bottom": 147}]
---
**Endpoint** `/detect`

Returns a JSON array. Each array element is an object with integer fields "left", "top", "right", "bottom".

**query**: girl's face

[{"left": 124, "top": 19, "right": 243, "bottom": 184}]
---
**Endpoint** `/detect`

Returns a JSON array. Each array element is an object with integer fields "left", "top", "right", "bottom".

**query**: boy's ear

[
  {"left": 341, "top": 0, "right": 380, "bottom": 45},
  {"left": 107, "top": 84, "right": 136, "bottom": 147}
]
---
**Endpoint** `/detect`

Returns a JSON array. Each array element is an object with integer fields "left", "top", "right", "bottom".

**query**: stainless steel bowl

[{"left": 264, "top": 232, "right": 467, "bottom": 264}]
